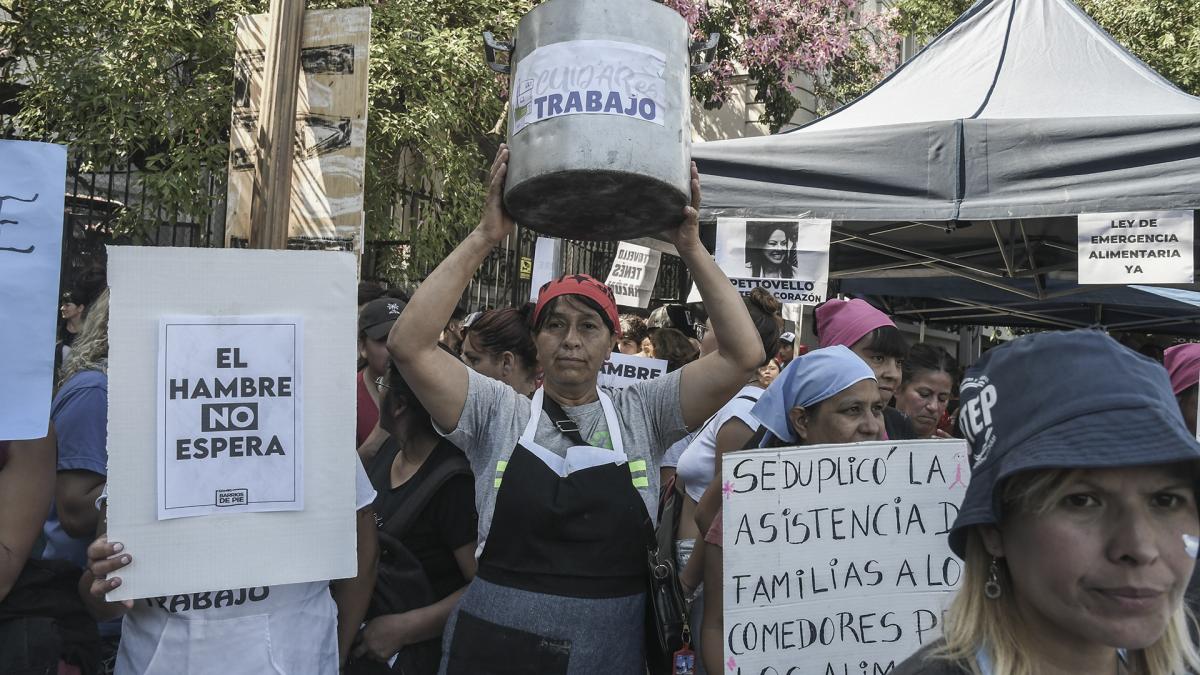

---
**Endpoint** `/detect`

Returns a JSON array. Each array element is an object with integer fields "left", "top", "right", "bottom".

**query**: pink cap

[
  {"left": 1163, "top": 343, "right": 1200, "bottom": 395},
  {"left": 815, "top": 298, "right": 895, "bottom": 349}
]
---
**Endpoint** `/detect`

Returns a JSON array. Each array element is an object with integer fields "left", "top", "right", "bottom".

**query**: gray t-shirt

[{"left": 439, "top": 368, "right": 688, "bottom": 550}]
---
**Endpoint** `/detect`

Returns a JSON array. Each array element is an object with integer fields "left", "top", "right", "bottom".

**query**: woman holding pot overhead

[{"left": 386, "top": 146, "right": 763, "bottom": 675}]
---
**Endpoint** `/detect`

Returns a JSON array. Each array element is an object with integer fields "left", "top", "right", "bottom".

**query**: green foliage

[
  {"left": 1075, "top": 0, "right": 1200, "bottom": 96},
  {"left": 3, "top": 0, "right": 259, "bottom": 239},
  {"left": 2, "top": 0, "right": 526, "bottom": 273},
  {"left": 891, "top": 0, "right": 1199, "bottom": 97}
]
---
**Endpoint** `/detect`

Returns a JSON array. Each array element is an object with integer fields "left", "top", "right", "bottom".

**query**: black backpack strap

[
  {"left": 541, "top": 394, "right": 588, "bottom": 446},
  {"left": 377, "top": 441, "right": 472, "bottom": 542}
]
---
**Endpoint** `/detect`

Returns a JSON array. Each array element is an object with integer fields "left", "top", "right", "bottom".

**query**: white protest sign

[
  {"left": 0, "top": 141, "right": 66, "bottom": 439},
  {"left": 1078, "top": 211, "right": 1194, "bottom": 284},
  {"left": 511, "top": 39, "right": 667, "bottom": 135},
  {"left": 714, "top": 217, "right": 832, "bottom": 305},
  {"left": 722, "top": 439, "right": 970, "bottom": 675},
  {"left": 157, "top": 316, "right": 304, "bottom": 520},
  {"left": 529, "top": 236, "right": 561, "bottom": 302},
  {"left": 605, "top": 241, "right": 661, "bottom": 308},
  {"left": 107, "top": 246, "right": 357, "bottom": 601},
  {"left": 599, "top": 352, "right": 668, "bottom": 390}
]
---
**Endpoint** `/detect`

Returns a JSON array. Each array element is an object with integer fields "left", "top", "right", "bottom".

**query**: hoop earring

[{"left": 984, "top": 557, "right": 1002, "bottom": 600}]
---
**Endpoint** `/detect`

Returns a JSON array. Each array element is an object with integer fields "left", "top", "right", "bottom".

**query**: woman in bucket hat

[
  {"left": 386, "top": 147, "right": 764, "bottom": 674},
  {"left": 893, "top": 330, "right": 1200, "bottom": 675}
]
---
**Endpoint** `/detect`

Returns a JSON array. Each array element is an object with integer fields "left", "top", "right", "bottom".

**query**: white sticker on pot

[{"left": 511, "top": 39, "right": 667, "bottom": 135}]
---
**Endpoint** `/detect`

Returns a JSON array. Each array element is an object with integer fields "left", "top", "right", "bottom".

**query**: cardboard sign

[
  {"left": 106, "top": 246, "right": 358, "bottom": 601},
  {"left": 511, "top": 39, "right": 667, "bottom": 135},
  {"left": 529, "top": 237, "right": 561, "bottom": 302},
  {"left": 225, "top": 8, "right": 372, "bottom": 246},
  {"left": 0, "top": 141, "right": 66, "bottom": 440},
  {"left": 714, "top": 218, "right": 832, "bottom": 305},
  {"left": 722, "top": 439, "right": 970, "bottom": 674},
  {"left": 605, "top": 241, "right": 661, "bottom": 308},
  {"left": 599, "top": 352, "right": 668, "bottom": 390},
  {"left": 157, "top": 316, "right": 304, "bottom": 520},
  {"left": 1077, "top": 211, "right": 1194, "bottom": 284}
]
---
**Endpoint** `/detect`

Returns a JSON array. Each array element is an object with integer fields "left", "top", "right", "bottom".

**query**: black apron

[{"left": 445, "top": 388, "right": 648, "bottom": 674}]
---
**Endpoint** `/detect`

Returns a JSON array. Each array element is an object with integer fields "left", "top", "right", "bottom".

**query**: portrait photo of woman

[{"left": 744, "top": 220, "right": 798, "bottom": 279}]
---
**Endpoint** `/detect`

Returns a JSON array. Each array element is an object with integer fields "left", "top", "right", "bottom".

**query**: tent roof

[
  {"left": 802, "top": 0, "right": 1200, "bottom": 132},
  {"left": 693, "top": 0, "right": 1200, "bottom": 223}
]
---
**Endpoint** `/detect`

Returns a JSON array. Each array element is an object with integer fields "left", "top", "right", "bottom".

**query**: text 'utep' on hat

[
  {"left": 815, "top": 298, "right": 894, "bottom": 349},
  {"left": 1164, "top": 343, "right": 1200, "bottom": 396},
  {"left": 532, "top": 274, "right": 621, "bottom": 337},
  {"left": 948, "top": 329, "right": 1200, "bottom": 558},
  {"left": 359, "top": 297, "right": 406, "bottom": 341}
]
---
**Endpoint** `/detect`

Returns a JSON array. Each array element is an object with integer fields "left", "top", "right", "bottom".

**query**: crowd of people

[{"left": 4, "top": 146, "right": 1200, "bottom": 675}]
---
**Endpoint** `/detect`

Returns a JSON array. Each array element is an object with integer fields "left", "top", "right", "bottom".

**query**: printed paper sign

[
  {"left": 158, "top": 316, "right": 304, "bottom": 519},
  {"left": 107, "top": 247, "right": 357, "bottom": 601},
  {"left": 605, "top": 242, "right": 661, "bottom": 308},
  {"left": 714, "top": 218, "right": 832, "bottom": 305},
  {"left": 529, "top": 237, "right": 561, "bottom": 302},
  {"left": 599, "top": 352, "right": 668, "bottom": 390},
  {"left": 511, "top": 39, "right": 667, "bottom": 135},
  {"left": 722, "top": 439, "right": 970, "bottom": 674},
  {"left": 1078, "top": 211, "right": 1194, "bottom": 284},
  {"left": 0, "top": 141, "right": 66, "bottom": 439}
]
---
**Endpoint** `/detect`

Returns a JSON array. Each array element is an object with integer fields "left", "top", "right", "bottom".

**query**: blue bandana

[{"left": 749, "top": 345, "right": 876, "bottom": 443}]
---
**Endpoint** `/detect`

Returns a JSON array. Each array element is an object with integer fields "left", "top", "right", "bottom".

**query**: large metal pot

[{"left": 485, "top": 0, "right": 717, "bottom": 241}]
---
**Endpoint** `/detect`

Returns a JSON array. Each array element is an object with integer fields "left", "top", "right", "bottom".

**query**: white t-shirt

[
  {"left": 114, "top": 460, "right": 376, "bottom": 675},
  {"left": 675, "top": 386, "right": 763, "bottom": 502}
]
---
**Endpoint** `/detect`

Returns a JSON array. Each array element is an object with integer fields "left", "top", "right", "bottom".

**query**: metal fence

[{"left": 3, "top": 115, "right": 689, "bottom": 310}]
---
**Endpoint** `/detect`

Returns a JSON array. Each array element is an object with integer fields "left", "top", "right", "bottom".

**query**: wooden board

[{"left": 225, "top": 7, "right": 371, "bottom": 248}]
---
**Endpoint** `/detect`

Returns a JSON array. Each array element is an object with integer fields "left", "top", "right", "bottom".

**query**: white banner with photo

[
  {"left": 714, "top": 217, "right": 832, "bottom": 306},
  {"left": 1077, "top": 211, "right": 1194, "bottom": 284},
  {"left": 605, "top": 241, "right": 661, "bottom": 308}
]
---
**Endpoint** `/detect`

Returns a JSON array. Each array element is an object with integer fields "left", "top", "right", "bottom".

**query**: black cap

[{"left": 358, "top": 298, "right": 406, "bottom": 340}]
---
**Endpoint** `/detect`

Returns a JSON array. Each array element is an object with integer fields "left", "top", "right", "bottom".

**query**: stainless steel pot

[{"left": 485, "top": 0, "right": 717, "bottom": 240}]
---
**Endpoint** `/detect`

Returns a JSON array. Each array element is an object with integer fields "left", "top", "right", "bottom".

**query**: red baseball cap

[{"left": 532, "top": 274, "right": 621, "bottom": 337}]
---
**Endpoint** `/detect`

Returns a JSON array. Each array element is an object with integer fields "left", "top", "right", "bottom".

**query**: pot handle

[
  {"left": 483, "top": 32, "right": 513, "bottom": 74},
  {"left": 689, "top": 32, "right": 721, "bottom": 75}
]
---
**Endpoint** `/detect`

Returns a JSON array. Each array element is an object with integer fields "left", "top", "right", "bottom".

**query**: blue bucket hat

[{"left": 948, "top": 329, "right": 1200, "bottom": 557}]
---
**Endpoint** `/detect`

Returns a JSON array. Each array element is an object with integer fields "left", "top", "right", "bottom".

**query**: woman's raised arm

[
  {"left": 674, "top": 163, "right": 765, "bottom": 429},
  {"left": 387, "top": 146, "right": 515, "bottom": 432}
]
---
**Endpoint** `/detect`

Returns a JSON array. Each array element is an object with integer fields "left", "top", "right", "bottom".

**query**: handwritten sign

[
  {"left": 0, "top": 141, "right": 66, "bottom": 439},
  {"left": 511, "top": 39, "right": 667, "bottom": 135},
  {"left": 1077, "top": 211, "right": 1194, "bottom": 284},
  {"left": 599, "top": 352, "right": 668, "bottom": 390},
  {"left": 722, "top": 439, "right": 970, "bottom": 675},
  {"left": 605, "top": 241, "right": 661, "bottom": 308},
  {"left": 157, "top": 316, "right": 304, "bottom": 520},
  {"left": 714, "top": 218, "right": 832, "bottom": 306}
]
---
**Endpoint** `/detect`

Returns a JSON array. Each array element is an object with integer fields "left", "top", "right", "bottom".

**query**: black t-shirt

[
  {"left": 369, "top": 439, "right": 478, "bottom": 599},
  {"left": 884, "top": 406, "right": 920, "bottom": 440}
]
